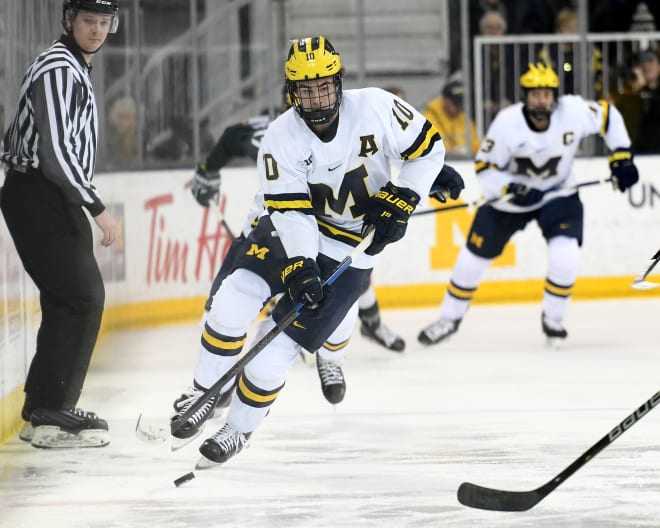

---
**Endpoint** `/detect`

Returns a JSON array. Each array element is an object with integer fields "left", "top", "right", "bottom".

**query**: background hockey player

[
  {"left": 418, "top": 63, "right": 639, "bottom": 347},
  {"left": 170, "top": 35, "right": 461, "bottom": 468}
]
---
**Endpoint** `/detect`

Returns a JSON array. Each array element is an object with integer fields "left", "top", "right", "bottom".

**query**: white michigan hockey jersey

[
  {"left": 475, "top": 95, "right": 632, "bottom": 213},
  {"left": 257, "top": 87, "right": 446, "bottom": 268}
]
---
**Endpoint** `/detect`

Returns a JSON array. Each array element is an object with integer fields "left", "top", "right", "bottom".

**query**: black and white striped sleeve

[{"left": 32, "top": 69, "right": 105, "bottom": 216}]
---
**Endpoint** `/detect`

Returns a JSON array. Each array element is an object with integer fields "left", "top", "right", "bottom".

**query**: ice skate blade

[
  {"left": 195, "top": 455, "right": 222, "bottom": 470},
  {"left": 31, "top": 426, "right": 109, "bottom": 448},
  {"left": 545, "top": 336, "right": 565, "bottom": 350},
  {"left": 171, "top": 429, "right": 203, "bottom": 452}
]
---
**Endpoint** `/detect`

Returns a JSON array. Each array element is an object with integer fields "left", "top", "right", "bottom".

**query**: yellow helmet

[
  {"left": 285, "top": 36, "right": 343, "bottom": 125},
  {"left": 520, "top": 63, "right": 559, "bottom": 89}
]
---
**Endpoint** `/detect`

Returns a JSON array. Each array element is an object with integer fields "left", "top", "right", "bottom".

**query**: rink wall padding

[{"left": 1, "top": 159, "right": 659, "bottom": 445}]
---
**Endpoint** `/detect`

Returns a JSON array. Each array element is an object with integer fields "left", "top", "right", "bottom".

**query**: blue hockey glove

[
  {"left": 505, "top": 183, "right": 545, "bottom": 207},
  {"left": 429, "top": 164, "right": 465, "bottom": 203},
  {"left": 191, "top": 163, "right": 221, "bottom": 207},
  {"left": 362, "top": 182, "right": 420, "bottom": 256},
  {"left": 281, "top": 257, "right": 324, "bottom": 307},
  {"left": 608, "top": 148, "right": 639, "bottom": 192}
]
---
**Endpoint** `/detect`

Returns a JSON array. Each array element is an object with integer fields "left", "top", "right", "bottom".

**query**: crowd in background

[{"left": 102, "top": 0, "right": 660, "bottom": 169}]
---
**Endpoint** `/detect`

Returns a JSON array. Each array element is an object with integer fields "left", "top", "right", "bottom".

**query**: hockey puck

[{"left": 173, "top": 471, "right": 195, "bottom": 487}]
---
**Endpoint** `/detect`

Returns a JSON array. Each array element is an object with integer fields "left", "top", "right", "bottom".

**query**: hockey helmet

[
  {"left": 520, "top": 63, "right": 559, "bottom": 90},
  {"left": 63, "top": 0, "right": 120, "bottom": 33},
  {"left": 520, "top": 63, "right": 558, "bottom": 121},
  {"left": 285, "top": 36, "right": 343, "bottom": 126}
]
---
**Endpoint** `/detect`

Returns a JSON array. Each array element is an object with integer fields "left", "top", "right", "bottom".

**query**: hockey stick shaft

[
  {"left": 413, "top": 177, "right": 612, "bottom": 217},
  {"left": 457, "top": 388, "right": 660, "bottom": 511},
  {"left": 209, "top": 195, "right": 236, "bottom": 241},
  {"left": 170, "top": 228, "right": 375, "bottom": 434}
]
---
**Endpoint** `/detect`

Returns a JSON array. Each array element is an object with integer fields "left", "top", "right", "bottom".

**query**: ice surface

[{"left": 1, "top": 298, "right": 659, "bottom": 527}]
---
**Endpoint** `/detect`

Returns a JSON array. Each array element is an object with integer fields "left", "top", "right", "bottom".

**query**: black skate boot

[
  {"left": 316, "top": 354, "right": 346, "bottom": 404},
  {"left": 542, "top": 313, "right": 567, "bottom": 348},
  {"left": 30, "top": 408, "right": 109, "bottom": 448},
  {"left": 360, "top": 321, "right": 405, "bottom": 352},
  {"left": 170, "top": 382, "right": 218, "bottom": 451},
  {"left": 196, "top": 423, "right": 251, "bottom": 469},
  {"left": 418, "top": 318, "right": 461, "bottom": 345}
]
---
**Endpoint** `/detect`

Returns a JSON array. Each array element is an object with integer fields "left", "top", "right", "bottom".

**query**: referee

[{"left": 0, "top": 0, "right": 120, "bottom": 448}]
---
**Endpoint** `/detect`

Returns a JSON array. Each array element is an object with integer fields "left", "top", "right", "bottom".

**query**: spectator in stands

[
  {"left": 423, "top": 79, "right": 480, "bottom": 156},
  {"left": 590, "top": 0, "right": 660, "bottom": 33},
  {"left": 538, "top": 8, "right": 603, "bottom": 97},
  {"left": 631, "top": 49, "right": 660, "bottom": 153},
  {"left": 479, "top": 11, "right": 516, "bottom": 119},
  {"left": 105, "top": 96, "right": 138, "bottom": 167}
]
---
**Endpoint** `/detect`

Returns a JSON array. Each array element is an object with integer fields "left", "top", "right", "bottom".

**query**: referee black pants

[{"left": 0, "top": 169, "right": 105, "bottom": 419}]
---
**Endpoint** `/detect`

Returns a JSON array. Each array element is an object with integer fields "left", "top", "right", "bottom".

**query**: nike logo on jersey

[
  {"left": 328, "top": 164, "right": 342, "bottom": 171},
  {"left": 292, "top": 320, "right": 306, "bottom": 330},
  {"left": 559, "top": 223, "right": 570, "bottom": 229}
]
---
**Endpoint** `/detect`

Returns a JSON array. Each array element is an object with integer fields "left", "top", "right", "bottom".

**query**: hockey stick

[
  {"left": 631, "top": 249, "right": 660, "bottom": 290},
  {"left": 413, "top": 177, "right": 612, "bottom": 217},
  {"left": 170, "top": 228, "right": 376, "bottom": 435},
  {"left": 457, "top": 388, "right": 660, "bottom": 511},
  {"left": 209, "top": 195, "right": 236, "bottom": 241}
]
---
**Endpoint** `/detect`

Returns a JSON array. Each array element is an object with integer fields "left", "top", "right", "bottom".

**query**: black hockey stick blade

[
  {"left": 457, "top": 388, "right": 660, "bottom": 512},
  {"left": 631, "top": 248, "right": 660, "bottom": 290},
  {"left": 170, "top": 228, "right": 375, "bottom": 435}
]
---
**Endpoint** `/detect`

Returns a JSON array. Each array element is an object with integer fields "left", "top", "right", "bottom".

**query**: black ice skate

[
  {"left": 360, "top": 321, "right": 405, "bottom": 352},
  {"left": 542, "top": 313, "right": 568, "bottom": 348},
  {"left": 30, "top": 408, "right": 109, "bottom": 448},
  {"left": 196, "top": 423, "right": 251, "bottom": 469},
  {"left": 418, "top": 318, "right": 461, "bottom": 345},
  {"left": 170, "top": 384, "right": 218, "bottom": 451},
  {"left": 316, "top": 354, "right": 346, "bottom": 404}
]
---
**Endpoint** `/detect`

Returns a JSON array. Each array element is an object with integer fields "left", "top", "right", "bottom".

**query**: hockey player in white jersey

[
  {"left": 186, "top": 96, "right": 410, "bottom": 415},
  {"left": 169, "top": 36, "right": 461, "bottom": 467},
  {"left": 418, "top": 63, "right": 639, "bottom": 346}
]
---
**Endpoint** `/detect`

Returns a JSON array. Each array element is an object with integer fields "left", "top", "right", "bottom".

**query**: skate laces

[
  {"left": 372, "top": 323, "right": 400, "bottom": 346},
  {"left": 424, "top": 319, "right": 457, "bottom": 340},
  {"left": 317, "top": 357, "right": 344, "bottom": 384},
  {"left": 70, "top": 408, "right": 97, "bottom": 420},
  {"left": 542, "top": 315, "right": 564, "bottom": 331},
  {"left": 210, "top": 424, "right": 247, "bottom": 451},
  {"left": 175, "top": 387, "right": 216, "bottom": 425}
]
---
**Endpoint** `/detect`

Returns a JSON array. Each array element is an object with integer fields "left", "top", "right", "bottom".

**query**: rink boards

[{"left": 1, "top": 157, "right": 658, "bottom": 441}]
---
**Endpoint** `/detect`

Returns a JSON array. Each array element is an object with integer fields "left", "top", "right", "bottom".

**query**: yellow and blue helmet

[
  {"left": 285, "top": 36, "right": 343, "bottom": 126},
  {"left": 520, "top": 63, "right": 559, "bottom": 90},
  {"left": 520, "top": 63, "right": 559, "bottom": 121}
]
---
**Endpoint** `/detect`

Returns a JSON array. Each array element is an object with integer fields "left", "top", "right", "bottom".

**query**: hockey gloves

[
  {"left": 505, "top": 183, "right": 545, "bottom": 207},
  {"left": 281, "top": 257, "right": 324, "bottom": 307},
  {"left": 608, "top": 148, "right": 639, "bottom": 192},
  {"left": 362, "top": 181, "right": 420, "bottom": 256},
  {"left": 191, "top": 163, "right": 221, "bottom": 207},
  {"left": 429, "top": 164, "right": 465, "bottom": 203}
]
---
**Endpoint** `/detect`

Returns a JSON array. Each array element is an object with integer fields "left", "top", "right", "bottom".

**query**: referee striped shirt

[{"left": 2, "top": 34, "right": 105, "bottom": 216}]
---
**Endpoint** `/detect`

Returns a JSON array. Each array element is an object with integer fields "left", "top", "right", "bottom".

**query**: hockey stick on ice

[
  {"left": 457, "top": 388, "right": 660, "bottom": 512},
  {"left": 631, "top": 249, "right": 660, "bottom": 290},
  {"left": 170, "top": 228, "right": 376, "bottom": 435},
  {"left": 413, "top": 177, "right": 612, "bottom": 217}
]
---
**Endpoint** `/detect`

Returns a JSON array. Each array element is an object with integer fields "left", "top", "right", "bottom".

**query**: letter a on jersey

[{"left": 358, "top": 134, "right": 378, "bottom": 157}]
